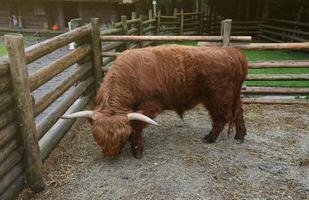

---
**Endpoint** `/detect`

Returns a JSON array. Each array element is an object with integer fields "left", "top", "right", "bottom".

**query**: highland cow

[{"left": 62, "top": 45, "right": 248, "bottom": 158}]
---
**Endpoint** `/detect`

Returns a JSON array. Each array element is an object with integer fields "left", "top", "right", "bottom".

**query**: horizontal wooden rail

[
  {"left": 0, "top": 150, "right": 22, "bottom": 179},
  {"left": 101, "top": 52, "right": 121, "bottom": 57},
  {"left": 0, "top": 139, "right": 18, "bottom": 164},
  {"left": 260, "top": 24, "right": 309, "bottom": 36},
  {"left": 242, "top": 87, "right": 309, "bottom": 95},
  {"left": 249, "top": 60, "right": 309, "bottom": 68},
  {"left": 260, "top": 29, "right": 307, "bottom": 42},
  {"left": 102, "top": 42, "right": 124, "bottom": 52},
  {"left": 0, "top": 109, "right": 16, "bottom": 131},
  {"left": 29, "top": 44, "right": 91, "bottom": 91},
  {"left": 0, "top": 123, "right": 17, "bottom": 149},
  {"left": 102, "top": 57, "right": 115, "bottom": 67},
  {"left": 265, "top": 18, "right": 309, "bottom": 28},
  {"left": 25, "top": 24, "right": 91, "bottom": 64},
  {"left": 247, "top": 74, "right": 309, "bottom": 81},
  {"left": 33, "top": 63, "right": 92, "bottom": 116},
  {"left": 143, "top": 26, "right": 156, "bottom": 33},
  {"left": 142, "top": 19, "right": 156, "bottom": 25},
  {"left": 37, "top": 77, "right": 94, "bottom": 139},
  {"left": 199, "top": 42, "right": 309, "bottom": 50},
  {"left": 0, "top": 77, "right": 11, "bottom": 94},
  {"left": 243, "top": 98, "right": 309, "bottom": 105},
  {"left": 100, "top": 35, "right": 252, "bottom": 42},
  {"left": 101, "top": 28, "right": 122, "bottom": 35},
  {"left": 0, "top": 92, "right": 14, "bottom": 113},
  {"left": 39, "top": 92, "right": 94, "bottom": 161},
  {"left": 176, "top": 12, "right": 201, "bottom": 16},
  {"left": 0, "top": 163, "right": 23, "bottom": 195}
]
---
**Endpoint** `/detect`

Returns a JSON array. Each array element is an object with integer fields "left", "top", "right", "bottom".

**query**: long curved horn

[
  {"left": 127, "top": 113, "right": 159, "bottom": 126},
  {"left": 61, "top": 111, "right": 96, "bottom": 120}
]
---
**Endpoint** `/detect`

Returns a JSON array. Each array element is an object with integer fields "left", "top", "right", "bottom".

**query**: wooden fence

[
  {"left": 0, "top": 19, "right": 99, "bottom": 199},
  {"left": 0, "top": 10, "right": 308, "bottom": 200},
  {"left": 204, "top": 17, "right": 309, "bottom": 42}
]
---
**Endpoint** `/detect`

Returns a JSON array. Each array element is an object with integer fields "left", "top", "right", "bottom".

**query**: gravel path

[{"left": 18, "top": 104, "right": 309, "bottom": 200}]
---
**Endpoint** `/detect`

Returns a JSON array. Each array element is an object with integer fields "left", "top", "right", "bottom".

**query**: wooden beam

[
  {"left": 223, "top": 19, "right": 232, "bottom": 46},
  {"left": 90, "top": 18, "right": 103, "bottom": 92},
  {"left": 39, "top": 92, "right": 94, "bottom": 161},
  {"left": 242, "top": 87, "right": 309, "bottom": 95},
  {"left": 100, "top": 35, "right": 252, "bottom": 42},
  {"left": 247, "top": 74, "right": 309, "bottom": 81},
  {"left": 180, "top": 9, "right": 184, "bottom": 35},
  {"left": 5, "top": 34, "right": 44, "bottom": 192},
  {"left": 37, "top": 77, "right": 94, "bottom": 139},
  {"left": 121, "top": 16, "right": 128, "bottom": 50},
  {"left": 25, "top": 24, "right": 91, "bottom": 64},
  {"left": 242, "top": 98, "right": 309, "bottom": 105},
  {"left": 249, "top": 60, "right": 309, "bottom": 68},
  {"left": 29, "top": 44, "right": 91, "bottom": 91}
]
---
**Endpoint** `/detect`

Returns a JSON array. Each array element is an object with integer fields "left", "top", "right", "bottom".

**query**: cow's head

[{"left": 61, "top": 111, "right": 158, "bottom": 157}]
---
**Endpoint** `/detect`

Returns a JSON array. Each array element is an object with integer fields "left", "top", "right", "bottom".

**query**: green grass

[
  {"left": 0, "top": 45, "right": 6, "bottom": 56},
  {"left": 243, "top": 50, "right": 309, "bottom": 88}
]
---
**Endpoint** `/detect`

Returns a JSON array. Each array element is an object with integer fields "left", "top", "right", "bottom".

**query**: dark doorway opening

[{"left": 63, "top": 2, "right": 79, "bottom": 27}]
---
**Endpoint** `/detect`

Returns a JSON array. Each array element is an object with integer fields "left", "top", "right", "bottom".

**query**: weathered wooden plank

[
  {"left": 247, "top": 74, "right": 309, "bottom": 81},
  {"left": 0, "top": 122, "right": 17, "bottom": 149},
  {"left": 100, "top": 35, "right": 252, "bottom": 42},
  {"left": 180, "top": 9, "right": 184, "bottom": 35},
  {"left": 260, "top": 24, "right": 309, "bottom": 36},
  {"left": 39, "top": 92, "right": 94, "bottom": 161},
  {"left": 25, "top": 24, "right": 91, "bottom": 64},
  {"left": 0, "top": 76, "right": 11, "bottom": 94},
  {"left": 37, "top": 77, "right": 94, "bottom": 139},
  {"left": 5, "top": 34, "right": 44, "bottom": 192},
  {"left": 142, "top": 19, "right": 156, "bottom": 25},
  {"left": 0, "top": 139, "right": 18, "bottom": 164},
  {"left": 0, "top": 163, "right": 24, "bottom": 195},
  {"left": 33, "top": 63, "right": 92, "bottom": 116},
  {"left": 102, "top": 42, "right": 124, "bottom": 52},
  {"left": 0, "top": 92, "right": 14, "bottom": 113},
  {"left": 0, "top": 174, "right": 24, "bottom": 200},
  {"left": 91, "top": 18, "right": 103, "bottom": 91},
  {"left": 0, "top": 149, "right": 22, "bottom": 179},
  {"left": 100, "top": 28, "right": 123, "bottom": 35},
  {"left": 223, "top": 19, "right": 232, "bottom": 46},
  {"left": 242, "top": 87, "right": 309, "bottom": 95},
  {"left": 0, "top": 108, "right": 16, "bottom": 131},
  {"left": 242, "top": 98, "right": 309, "bottom": 105},
  {"left": 29, "top": 44, "right": 91, "bottom": 91},
  {"left": 199, "top": 42, "right": 309, "bottom": 50},
  {"left": 121, "top": 16, "right": 129, "bottom": 50},
  {"left": 249, "top": 60, "right": 309, "bottom": 68}
]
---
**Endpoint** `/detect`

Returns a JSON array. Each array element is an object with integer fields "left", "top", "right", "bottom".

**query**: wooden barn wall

[
  {"left": 0, "top": 2, "right": 10, "bottom": 28},
  {"left": 19, "top": 2, "right": 49, "bottom": 29},
  {"left": 78, "top": 2, "right": 120, "bottom": 25}
]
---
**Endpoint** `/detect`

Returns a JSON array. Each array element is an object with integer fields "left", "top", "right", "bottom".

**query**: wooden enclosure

[{"left": 0, "top": 9, "right": 308, "bottom": 200}]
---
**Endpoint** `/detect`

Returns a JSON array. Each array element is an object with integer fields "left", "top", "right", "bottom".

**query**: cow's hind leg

[
  {"left": 203, "top": 120, "right": 226, "bottom": 143},
  {"left": 234, "top": 106, "right": 246, "bottom": 142}
]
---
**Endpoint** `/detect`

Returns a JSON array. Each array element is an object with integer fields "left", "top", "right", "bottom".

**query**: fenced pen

[{"left": 0, "top": 8, "right": 308, "bottom": 199}]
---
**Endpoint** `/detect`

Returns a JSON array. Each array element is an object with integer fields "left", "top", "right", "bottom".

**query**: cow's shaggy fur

[{"left": 92, "top": 45, "right": 248, "bottom": 158}]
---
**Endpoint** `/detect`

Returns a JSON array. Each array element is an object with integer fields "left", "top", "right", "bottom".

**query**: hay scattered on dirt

[{"left": 18, "top": 104, "right": 309, "bottom": 200}]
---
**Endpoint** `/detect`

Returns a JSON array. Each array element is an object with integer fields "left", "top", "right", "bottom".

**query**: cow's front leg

[{"left": 130, "top": 126, "right": 144, "bottom": 159}]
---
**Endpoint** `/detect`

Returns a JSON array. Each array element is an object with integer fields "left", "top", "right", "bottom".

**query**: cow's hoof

[
  {"left": 234, "top": 136, "right": 245, "bottom": 144},
  {"left": 132, "top": 145, "right": 144, "bottom": 159},
  {"left": 202, "top": 135, "right": 216, "bottom": 144}
]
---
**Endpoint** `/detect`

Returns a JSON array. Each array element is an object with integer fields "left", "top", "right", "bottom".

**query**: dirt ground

[{"left": 18, "top": 104, "right": 308, "bottom": 200}]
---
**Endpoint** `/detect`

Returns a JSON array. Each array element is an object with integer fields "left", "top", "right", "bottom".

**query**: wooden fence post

[
  {"left": 68, "top": 18, "right": 82, "bottom": 49},
  {"left": 131, "top": 12, "right": 137, "bottom": 29},
  {"left": 223, "top": 19, "right": 232, "bottom": 46},
  {"left": 149, "top": 9, "right": 153, "bottom": 20},
  {"left": 139, "top": 15, "right": 144, "bottom": 48},
  {"left": 121, "top": 15, "right": 128, "bottom": 50},
  {"left": 180, "top": 9, "right": 184, "bottom": 35},
  {"left": 90, "top": 18, "right": 102, "bottom": 91},
  {"left": 220, "top": 20, "right": 224, "bottom": 36},
  {"left": 4, "top": 34, "right": 44, "bottom": 192}
]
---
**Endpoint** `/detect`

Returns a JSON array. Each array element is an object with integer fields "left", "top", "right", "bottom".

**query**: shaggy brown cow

[{"left": 62, "top": 45, "right": 248, "bottom": 158}]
